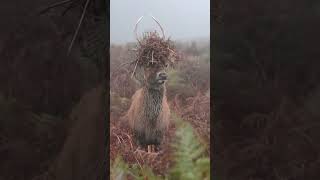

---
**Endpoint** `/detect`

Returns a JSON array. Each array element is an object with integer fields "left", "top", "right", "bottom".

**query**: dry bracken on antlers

[
  {"left": 131, "top": 15, "right": 181, "bottom": 78},
  {"left": 135, "top": 31, "right": 178, "bottom": 67}
]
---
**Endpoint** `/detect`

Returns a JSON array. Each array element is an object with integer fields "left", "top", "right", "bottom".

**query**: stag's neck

[
  {"left": 144, "top": 85, "right": 165, "bottom": 98},
  {"left": 143, "top": 85, "right": 166, "bottom": 123}
]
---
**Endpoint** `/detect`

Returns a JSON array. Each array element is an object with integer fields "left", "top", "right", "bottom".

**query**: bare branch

[
  {"left": 151, "top": 50, "right": 154, "bottom": 64},
  {"left": 131, "top": 59, "right": 139, "bottom": 78},
  {"left": 38, "top": 0, "right": 74, "bottom": 15},
  {"left": 61, "top": 1, "right": 78, "bottom": 16},
  {"left": 67, "top": 0, "right": 91, "bottom": 55}
]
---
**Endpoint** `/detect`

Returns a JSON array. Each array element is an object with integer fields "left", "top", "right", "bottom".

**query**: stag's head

[
  {"left": 142, "top": 63, "right": 169, "bottom": 90},
  {"left": 133, "top": 15, "right": 172, "bottom": 90}
]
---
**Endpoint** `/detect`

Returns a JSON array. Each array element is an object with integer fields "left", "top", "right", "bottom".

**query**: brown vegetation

[
  {"left": 110, "top": 39, "right": 210, "bottom": 176},
  {"left": 173, "top": 92, "right": 210, "bottom": 151},
  {"left": 134, "top": 31, "right": 178, "bottom": 68}
]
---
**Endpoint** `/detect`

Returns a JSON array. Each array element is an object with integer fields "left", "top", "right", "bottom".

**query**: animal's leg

[
  {"left": 151, "top": 145, "right": 155, "bottom": 152},
  {"left": 134, "top": 130, "right": 146, "bottom": 147},
  {"left": 154, "top": 130, "right": 163, "bottom": 147},
  {"left": 155, "top": 144, "right": 160, "bottom": 152},
  {"left": 147, "top": 145, "right": 151, "bottom": 153}
]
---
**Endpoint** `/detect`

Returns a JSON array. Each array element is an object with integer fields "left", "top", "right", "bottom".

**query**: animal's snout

[{"left": 157, "top": 72, "right": 168, "bottom": 80}]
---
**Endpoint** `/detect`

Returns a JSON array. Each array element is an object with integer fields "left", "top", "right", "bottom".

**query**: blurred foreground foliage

[
  {"left": 0, "top": 0, "right": 107, "bottom": 179},
  {"left": 213, "top": 0, "right": 320, "bottom": 179}
]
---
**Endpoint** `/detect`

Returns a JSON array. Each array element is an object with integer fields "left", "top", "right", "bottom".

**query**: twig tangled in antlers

[
  {"left": 132, "top": 16, "right": 180, "bottom": 72},
  {"left": 134, "top": 31, "right": 178, "bottom": 69}
]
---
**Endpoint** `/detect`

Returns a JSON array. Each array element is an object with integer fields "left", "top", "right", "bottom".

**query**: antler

[
  {"left": 134, "top": 15, "right": 166, "bottom": 44},
  {"left": 150, "top": 15, "right": 165, "bottom": 39},
  {"left": 134, "top": 16, "right": 144, "bottom": 45}
]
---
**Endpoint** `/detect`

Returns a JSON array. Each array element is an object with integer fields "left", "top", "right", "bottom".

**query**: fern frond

[
  {"left": 169, "top": 117, "right": 210, "bottom": 180},
  {"left": 111, "top": 156, "right": 163, "bottom": 180}
]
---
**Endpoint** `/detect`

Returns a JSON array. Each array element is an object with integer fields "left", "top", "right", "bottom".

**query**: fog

[{"left": 110, "top": 0, "right": 210, "bottom": 44}]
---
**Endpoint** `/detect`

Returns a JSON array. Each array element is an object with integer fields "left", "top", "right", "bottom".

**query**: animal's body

[{"left": 126, "top": 66, "right": 170, "bottom": 150}]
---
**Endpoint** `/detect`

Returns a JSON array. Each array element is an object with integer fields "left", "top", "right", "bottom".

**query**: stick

[
  {"left": 151, "top": 50, "right": 154, "bottom": 64},
  {"left": 131, "top": 60, "right": 139, "bottom": 78},
  {"left": 67, "top": 0, "right": 91, "bottom": 55},
  {"left": 38, "top": 0, "right": 74, "bottom": 15},
  {"left": 61, "top": 1, "right": 77, "bottom": 16}
]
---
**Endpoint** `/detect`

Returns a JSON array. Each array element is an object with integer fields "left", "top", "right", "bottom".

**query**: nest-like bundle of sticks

[
  {"left": 134, "top": 31, "right": 178, "bottom": 68},
  {"left": 130, "top": 16, "right": 180, "bottom": 71}
]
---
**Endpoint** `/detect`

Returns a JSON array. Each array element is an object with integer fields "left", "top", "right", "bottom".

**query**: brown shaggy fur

[{"left": 126, "top": 67, "right": 170, "bottom": 147}]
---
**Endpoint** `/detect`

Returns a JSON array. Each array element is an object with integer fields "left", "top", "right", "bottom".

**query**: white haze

[{"left": 110, "top": 0, "right": 210, "bottom": 44}]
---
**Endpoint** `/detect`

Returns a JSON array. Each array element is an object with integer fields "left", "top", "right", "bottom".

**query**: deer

[
  {"left": 125, "top": 15, "right": 171, "bottom": 153},
  {"left": 126, "top": 65, "right": 170, "bottom": 153}
]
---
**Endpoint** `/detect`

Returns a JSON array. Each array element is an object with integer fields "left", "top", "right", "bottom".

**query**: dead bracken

[
  {"left": 131, "top": 15, "right": 181, "bottom": 73},
  {"left": 134, "top": 31, "right": 178, "bottom": 68}
]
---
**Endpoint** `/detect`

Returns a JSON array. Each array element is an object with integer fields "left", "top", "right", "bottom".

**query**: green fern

[
  {"left": 110, "top": 156, "right": 130, "bottom": 180},
  {"left": 111, "top": 156, "right": 163, "bottom": 180},
  {"left": 169, "top": 116, "right": 210, "bottom": 180}
]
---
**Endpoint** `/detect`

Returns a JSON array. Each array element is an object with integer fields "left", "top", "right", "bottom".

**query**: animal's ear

[
  {"left": 132, "top": 67, "right": 145, "bottom": 86},
  {"left": 143, "top": 67, "right": 151, "bottom": 77}
]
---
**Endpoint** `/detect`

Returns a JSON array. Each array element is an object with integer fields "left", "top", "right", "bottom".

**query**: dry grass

[{"left": 110, "top": 114, "right": 176, "bottom": 175}]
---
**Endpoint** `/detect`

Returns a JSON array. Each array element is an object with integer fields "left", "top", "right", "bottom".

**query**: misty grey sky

[{"left": 110, "top": 0, "right": 210, "bottom": 44}]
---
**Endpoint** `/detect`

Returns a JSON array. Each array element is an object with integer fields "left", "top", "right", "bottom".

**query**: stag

[{"left": 126, "top": 16, "right": 170, "bottom": 153}]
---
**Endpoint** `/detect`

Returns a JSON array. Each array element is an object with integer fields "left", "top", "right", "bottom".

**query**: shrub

[{"left": 166, "top": 69, "right": 195, "bottom": 99}]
